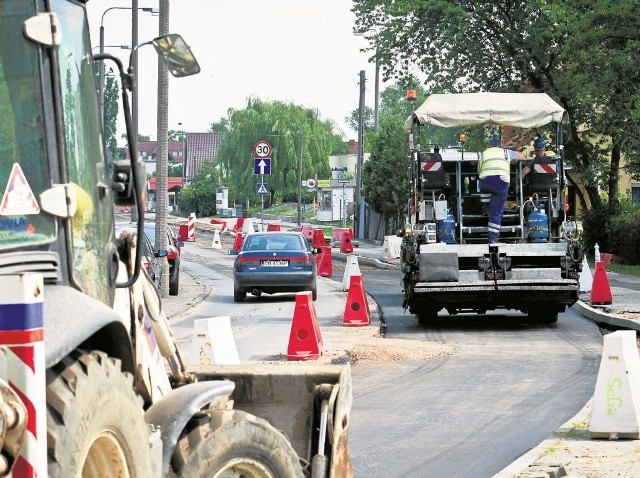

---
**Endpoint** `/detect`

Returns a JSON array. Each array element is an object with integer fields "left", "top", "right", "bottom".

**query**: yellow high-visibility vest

[{"left": 479, "top": 147, "right": 510, "bottom": 179}]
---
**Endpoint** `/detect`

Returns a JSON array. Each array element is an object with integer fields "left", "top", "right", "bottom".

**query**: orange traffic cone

[
  {"left": 340, "top": 229, "right": 354, "bottom": 254},
  {"left": 231, "top": 232, "right": 244, "bottom": 254},
  {"left": 343, "top": 273, "right": 370, "bottom": 326},
  {"left": 287, "top": 291, "right": 323, "bottom": 361},
  {"left": 590, "top": 261, "right": 612, "bottom": 305},
  {"left": 317, "top": 246, "right": 332, "bottom": 277}
]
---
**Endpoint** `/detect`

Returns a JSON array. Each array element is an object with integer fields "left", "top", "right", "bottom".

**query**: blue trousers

[{"left": 479, "top": 175, "right": 509, "bottom": 242}]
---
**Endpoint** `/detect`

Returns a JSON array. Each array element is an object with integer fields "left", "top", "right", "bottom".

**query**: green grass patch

[
  {"left": 605, "top": 263, "right": 640, "bottom": 277},
  {"left": 587, "top": 260, "right": 640, "bottom": 277}
]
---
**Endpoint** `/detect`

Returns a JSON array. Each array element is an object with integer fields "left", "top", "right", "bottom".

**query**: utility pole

[
  {"left": 156, "top": 0, "right": 170, "bottom": 297},
  {"left": 355, "top": 70, "right": 365, "bottom": 239},
  {"left": 130, "top": 0, "right": 139, "bottom": 222},
  {"left": 297, "top": 134, "right": 304, "bottom": 226}
]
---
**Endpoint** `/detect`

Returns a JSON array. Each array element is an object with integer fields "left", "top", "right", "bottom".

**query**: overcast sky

[{"left": 86, "top": 0, "right": 380, "bottom": 142}]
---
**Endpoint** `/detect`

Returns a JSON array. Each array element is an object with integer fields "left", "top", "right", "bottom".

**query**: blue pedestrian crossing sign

[
  {"left": 256, "top": 182, "right": 269, "bottom": 195},
  {"left": 254, "top": 157, "right": 271, "bottom": 175}
]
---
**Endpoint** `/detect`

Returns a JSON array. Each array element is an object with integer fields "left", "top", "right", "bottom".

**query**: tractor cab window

[
  {"left": 53, "top": 0, "right": 114, "bottom": 305},
  {"left": 0, "top": 2, "right": 56, "bottom": 248}
]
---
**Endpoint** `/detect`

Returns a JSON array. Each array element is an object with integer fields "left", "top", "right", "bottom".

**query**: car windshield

[{"left": 244, "top": 234, "right": 303, "bottom": 251}]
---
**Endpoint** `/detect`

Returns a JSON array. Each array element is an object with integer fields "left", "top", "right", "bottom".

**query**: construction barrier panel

[
  {"left": 340, "top": 229, "right": 354, "bottom": 254},
  {"left": 287, "top": 291, "right": 323, "bottom": 360},
  {"left": 381, "top": 235, "right": 402, "bottom": 259},
  {"left": 589, "top": 330, "right": 640, "bottom": 438},
  {"left": 0, "top": 274, "right": 47, "bottom": 477},
  {"left": 301, "top": 224, "right": 314, "bottom": 242},
  {"left": 342, "top": 273, "right": 370, "bottom": 326},
  {"left": 312, "top": 228, "right": 326, "bottom": 250},
  {"left": 317, "top": 246, "right": 332, "bottom": 277},
  {"left": 186, "top": 212, "right": 196, "bottom": 241},
  {"left": 209, "top": 218, "right": 227, "bottom": 233},
  {"left": 232, "top": 217, "right": 245, "bottom": 233},
  {"left": 590, "top": 261, "right": 612, "bottom": 305},
  {"left": 211, "top": 230, "right": 221, "bottom": 249},
  {"left": 342, "top": 255, "right": 361, "bottom": 291},
  {"left": 230, "top": 233, "right": 244, "bottom": 254},
  {"left": 189, "top": 317, "right": 240, "bottom": 365}
]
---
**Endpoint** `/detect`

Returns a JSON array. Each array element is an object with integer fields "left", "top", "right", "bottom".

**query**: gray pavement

[{"left": 162, "top": 216, "right": 640, "bottom": 477}]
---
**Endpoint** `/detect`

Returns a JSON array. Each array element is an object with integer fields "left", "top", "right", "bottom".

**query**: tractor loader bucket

[{"left": 190, "top": 363, "right": 353, "bottom": 478}]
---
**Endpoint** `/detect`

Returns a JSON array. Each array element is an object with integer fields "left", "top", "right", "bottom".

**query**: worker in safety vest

[
  {"left": 522, "top": 137, "right": 556, "bottom": 178},
  {"left": 478, "top": 137, "right": 526, "bottom": 243}
]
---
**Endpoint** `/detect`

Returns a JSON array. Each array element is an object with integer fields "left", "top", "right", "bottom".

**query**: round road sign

[
  {"left": 306, "top": 178, "right": 316, "bottom": 188},
  {"left": 253, "top": 141, "right": 272, "bottom": 158}
]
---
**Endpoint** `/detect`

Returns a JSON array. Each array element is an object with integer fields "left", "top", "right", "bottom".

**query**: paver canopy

[{"left": 405, "top": 92, "right": 566, "bottom": 130}]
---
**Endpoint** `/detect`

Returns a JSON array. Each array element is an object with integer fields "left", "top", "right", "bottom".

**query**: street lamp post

[{"left": 98, "top": 6, "right": 157, "bottom": 129}]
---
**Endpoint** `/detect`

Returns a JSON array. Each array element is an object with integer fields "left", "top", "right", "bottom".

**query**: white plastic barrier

[
  {"left": 342, "top": 255, "right": 361, "bottom": 291},
  {"left": 588, "top": 330, "right": 640, "bottom": 439},
  {"left": 211, "top": 230, "right": 221, "bottom": 249},
  {"left": 189, "top": 316, "right": 240, "bottom": 365},
  {"left": 579, "top": 256, "right": 593, "bottom": 293},
  {"left": 381, "top": 235, "right": 402, "bottom": 259}
]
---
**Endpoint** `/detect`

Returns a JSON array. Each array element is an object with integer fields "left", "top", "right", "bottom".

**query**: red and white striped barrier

[
  {"left": 0, "top": 274, "right": 46, "bottom": 477},
  {"left": 186, "top": 212, "right": 196, "bottom": 241}
]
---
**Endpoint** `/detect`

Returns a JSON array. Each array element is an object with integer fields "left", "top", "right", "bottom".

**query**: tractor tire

[
  {"left": 170, "top": 409, "right": 304, "bottom": 478},
  {"left": 169, "top": 262, "right": 180, "bottom": 295},
  {"left": 46, "top": 350, "right": 154, "bottom": 478}
]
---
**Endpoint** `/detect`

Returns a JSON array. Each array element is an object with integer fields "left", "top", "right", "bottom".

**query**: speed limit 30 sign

[{"left": 253, "top": 141, "right": 272, "bottom": 158}]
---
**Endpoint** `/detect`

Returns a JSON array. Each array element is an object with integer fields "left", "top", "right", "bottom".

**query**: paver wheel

[
  {"left": 416, "top": 307, "right": 439, "bottom": 326},
  {"left": 169, "top": 409, "right": 304, "bottom": 478},
  {"left": 47, "top": 350, "right": 154, "bottom": 478},
  {"left": 529, "top": 303, "right": 559, "bottom": 324}
]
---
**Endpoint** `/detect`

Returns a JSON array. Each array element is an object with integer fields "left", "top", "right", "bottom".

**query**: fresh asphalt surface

[
  {"left": 342, "top": 269, "right": 603, "bottom": 477},
  {"left": 169, "top": 231, "right": 606, "bottom": 477}
]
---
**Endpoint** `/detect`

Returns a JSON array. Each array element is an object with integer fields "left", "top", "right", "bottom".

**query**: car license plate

[{"left": 261, "top": 260, "right": 289, "bottom": 267}]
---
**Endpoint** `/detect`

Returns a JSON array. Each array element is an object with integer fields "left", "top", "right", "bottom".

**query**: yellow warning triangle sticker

[{"left": 0, "top": 163, "right": 41, "bottom": 215}]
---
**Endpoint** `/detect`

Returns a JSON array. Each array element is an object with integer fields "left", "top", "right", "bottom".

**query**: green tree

[
  {"left": 352, "top": 0, "right": 640, "bottom": 210},
  {"left": 103, "top": 69, "right": 119, "bottom": 168},
  {"left": 167, "top": 129, "right": 184, "bottom": 141},
  {"left": 216, "top": 97, "right": 344, "bottom": 206},
  {"left": 179, "top": 161, "right": 219, "bottom": 216},
  {"left": 362, "top": 114, "right": 410, "bottom": 234}
]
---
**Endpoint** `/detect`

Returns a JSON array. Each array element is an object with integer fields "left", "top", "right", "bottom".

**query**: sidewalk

[{"left": 165, "top": 217, "right": 640, "bottom": 476}]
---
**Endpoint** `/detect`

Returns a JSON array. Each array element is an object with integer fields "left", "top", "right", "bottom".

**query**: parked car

[
  {"left": 142, "top": 223, "right": 183, "bottom": 296},
  {"left": 115, "top": 223, "right": 165, "bottom": 290},
  {"left": 233, "top": 231, "right": 317, "bottom": 302}
]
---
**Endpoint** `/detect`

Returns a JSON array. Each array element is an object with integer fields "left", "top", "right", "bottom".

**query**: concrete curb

[{"left": 571, "top": 300, "right": 640, "bottom": 332}]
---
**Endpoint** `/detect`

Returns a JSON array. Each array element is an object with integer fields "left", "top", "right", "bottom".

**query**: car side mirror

[
  {"left": 157, "top": 249, "right": 168, "bottom": 258},
  {"left": 175, "top": 241, "right": 184, "bottom": 247}
]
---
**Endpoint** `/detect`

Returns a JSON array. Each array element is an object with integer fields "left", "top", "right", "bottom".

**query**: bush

[
  {"left": 581, "top": 202, "right": 640, "bottom": 264},
  {"left": 608, "top": 208, "right": 640, "bottom": 264},
  {"left": 580, "top": 205, "right": 610, "bottom": 255}
]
